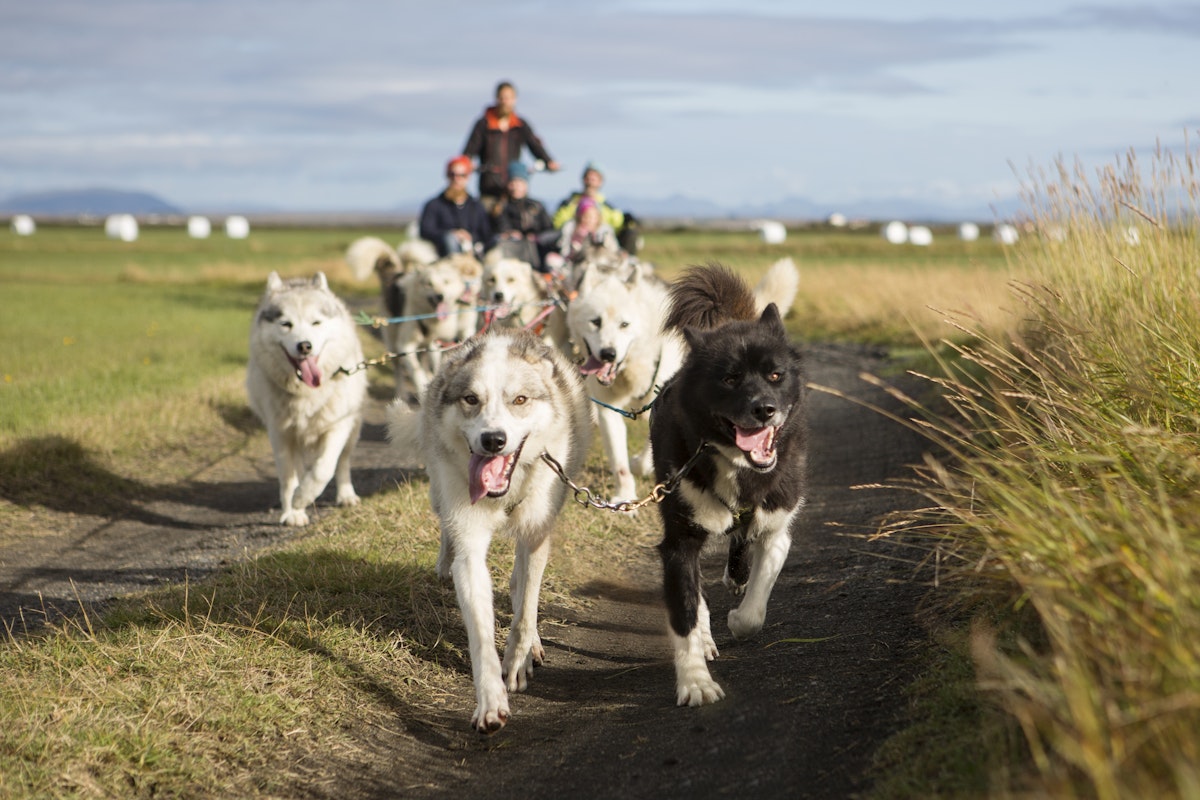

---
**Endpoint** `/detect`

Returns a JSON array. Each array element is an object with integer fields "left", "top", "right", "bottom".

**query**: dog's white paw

[
  {"left": 335, "top": 490, "right": 360, "bottom": 507},
  {"left": 675, "top": 673, "right": 726, "bottom": 707},
  {"left": 472, "top": 687, "right": 510, "bottom": 734},
  {"left": 727, "top": 606, "right": 765, "bottom": 640},
  {"left": 502, "top": 636, "right": 545, "bottom": 693},
  {"left": 279, "top": 508, "right": 309, "bottom": 526}
]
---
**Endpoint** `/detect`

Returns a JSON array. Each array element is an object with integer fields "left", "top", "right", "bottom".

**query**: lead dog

[
  {"left": 246, "top": 272, "right": 367, "bottom": 526},
  {"left": 650, "top": 263, "right": 806, "bottom": 706},
  {"left": 388, "top": 328, "right": 593, "bottom": 732}
]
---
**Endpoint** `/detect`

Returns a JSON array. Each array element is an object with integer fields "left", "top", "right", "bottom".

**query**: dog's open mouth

[
  {"left": 435, "top": 300, "right": 451, "bottom": 321},
  {"left": 732, "top": 423, "right": 779, "bottom": 470},
  {"left": 468, "top": 440, "right": 525, "bottom": 504},
  {"left": 284, "top": 350, "right": 322, "bottom": 388},
  {"left": 578, "top": 353, "right": 619, "bottom": 386}
]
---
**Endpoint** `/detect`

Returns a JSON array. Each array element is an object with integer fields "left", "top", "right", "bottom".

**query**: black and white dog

[{"left": 649, "top": 263, "right": 806, "bottom": 706}]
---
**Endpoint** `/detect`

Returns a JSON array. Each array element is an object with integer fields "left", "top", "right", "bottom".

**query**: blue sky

[{"left": 1, "top": 1, "right": 1196, "bottom": 217}]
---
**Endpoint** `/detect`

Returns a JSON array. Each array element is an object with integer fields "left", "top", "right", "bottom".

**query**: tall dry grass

[{"left": 908, "top": 143, "right": 1200, "bottom": 797}]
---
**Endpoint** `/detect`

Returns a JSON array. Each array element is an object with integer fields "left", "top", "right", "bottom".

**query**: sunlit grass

[{"left": 898, "top": 145, "right": 1200, "bottom": 798}]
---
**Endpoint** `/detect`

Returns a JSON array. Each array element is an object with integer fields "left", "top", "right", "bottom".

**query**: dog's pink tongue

[
  {"left": 297, "top": 356, "right": 322, "bottom": 388},
  {"left": 734, "top": 426, "right": 771, "bottom": 457},
  {"left": 436, "top": 301, "right": 450, "bottom": 320},
  {"left": 468, "top": 453, "right": 508, "bottom": 504},
  {"left": 579, "top": 355, "right": 616, "bottom": 383},
  {"left": 579, "top": 355, "right": 607, "bottom": 376}
]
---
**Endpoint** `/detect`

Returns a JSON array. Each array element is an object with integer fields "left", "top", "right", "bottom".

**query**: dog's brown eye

[
  {"left": 281, "top": 321, "right": 292, "bottom": 330},
  {"left": 723, "top": 375, "right": 738, "bottom": 387},
  {"left": 768, "top": 371, "right": 782, "bottom": 383},
  {"left": 463, "top": 393, "right": 479, "bottom": 406},
  {"left": 512, "top": 395, "right": 527, "bottom": 406},
  {"left": 590, "top": 318, "right": 601, "bottom": 329}
]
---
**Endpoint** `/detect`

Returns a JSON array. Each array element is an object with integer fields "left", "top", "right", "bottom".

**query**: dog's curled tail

[
  {"left": 664, "top": 263, "right": 758, "bottom": 333},
  {"left": 345, "top": 236, "right": 399, "bottom": 282},
  {"left": 754, "top": 257, "right": 800, "bottom": 318}
]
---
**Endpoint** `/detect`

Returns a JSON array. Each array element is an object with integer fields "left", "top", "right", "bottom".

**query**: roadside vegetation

[{"left": 874, "top": 147, "right": 1200, "bottom": 798}]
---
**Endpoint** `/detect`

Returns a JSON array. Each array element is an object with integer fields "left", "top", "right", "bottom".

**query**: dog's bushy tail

[
  {"left": 664, "top": 263, "right": 758, "bottom": 333},
  {"left": 753, "top": 257, "right": 800, "bottom": 318}
]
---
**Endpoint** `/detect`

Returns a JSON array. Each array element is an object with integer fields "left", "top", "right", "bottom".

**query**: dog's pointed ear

[
  {"left": 759, "top": 302, "right": 786, "bottom": 335},
  {"left": 266, "top": 271, "right": 283, "bottom": 292},
  {"left": 683, "top": 326, "right": 705, "bottom": 351},
  {"left": 312, "top": 272, "right": 329, "bottom": 290}
]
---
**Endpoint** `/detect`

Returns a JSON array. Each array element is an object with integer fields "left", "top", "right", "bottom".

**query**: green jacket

[{"left": 552, "top": 191, "right": 625, "bottom": 230}]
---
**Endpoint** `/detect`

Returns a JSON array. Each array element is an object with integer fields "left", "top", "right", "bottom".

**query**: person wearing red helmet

[{"left": 418, "top": 156, "right": 492, "bottom": 258}]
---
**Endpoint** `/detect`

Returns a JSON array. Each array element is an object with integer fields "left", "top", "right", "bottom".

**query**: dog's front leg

[
  {"left": 332, "top": 417, "right": 363, "bottom": 508},
  {"left": 270, "top": 429, "right": 307, "bottom": 526},
  {"left": 451, "top": 532, "right": 509, "bottom": 733},
  {"left": 596, "top": 407, "right": 637, "bottom": 502},
  {"left": 504, "top": 534, "right": 550, "bottom": 692},
  {"left": 727, "top": 511, "right": 796, "bottom": 640},
  {"left": 291, "top": 417, "right": 359, "bottom": 515},
  {"left": 660, "top": 524, "right": 724, "bottom": 706}
]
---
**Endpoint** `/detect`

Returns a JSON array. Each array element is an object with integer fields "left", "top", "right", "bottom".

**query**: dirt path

[{"left": 0, "top": 343, "right": 934, "bottom": 799}]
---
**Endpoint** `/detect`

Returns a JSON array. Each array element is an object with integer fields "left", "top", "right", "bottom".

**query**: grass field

[{"left": 12, "top": 199, "right": 1195, "bottom": 798}]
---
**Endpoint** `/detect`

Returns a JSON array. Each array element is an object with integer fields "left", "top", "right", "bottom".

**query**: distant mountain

[{"left": 0, "top": 188, "right": 183, "bottom": 216}]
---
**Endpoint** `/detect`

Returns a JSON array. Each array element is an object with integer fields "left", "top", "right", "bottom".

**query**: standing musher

[{"left": 462, "top": 81, "right": 561, "bottom": 215}]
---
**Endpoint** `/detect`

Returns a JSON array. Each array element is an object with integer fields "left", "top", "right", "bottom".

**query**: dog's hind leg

[
  {"left": 503, "top": 533, "right": 550, "bottom": 692},
  {"left": 722, "top": 527, "right": 751, "bottom": 595},
  {"left": 727, "top": 509, "right": 798, "bottom": 640},
  {"left": 450, "top": 530, "right": 510, "bottom": 733}
]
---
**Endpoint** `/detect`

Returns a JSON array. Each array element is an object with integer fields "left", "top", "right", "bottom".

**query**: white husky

[
  {"left": 388, "top": 328, "right": 593, "bottom": 733},
  {"left": 246, "top": 272, "right": 367, "bottom": 526},
  {"left": 479, "top": 254, "right": 567, "bottom": 348},
  {"left": 566, "top": 262, "right": 684, "bottom": 503},
  {"left": 386, "top": 259, "right": 468, "bottom": 400}
]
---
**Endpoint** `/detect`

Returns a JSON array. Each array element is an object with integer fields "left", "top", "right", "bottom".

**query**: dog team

[{"left": 245, "top": 84, "right": 806, "bottom": 734}]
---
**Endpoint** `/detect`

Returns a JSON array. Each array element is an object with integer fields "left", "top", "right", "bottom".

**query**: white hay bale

[
  {"left": 882, "top": 220, "right": 908, "bottom": 245},
  {"left": 993, "top": 224, "right": 1019, "bottom": 245},
  {"left": 225, "top": 215, "right": 250, "bottom": 239},
  {"left": 827, "top": 212, "right": 848, "bottom": 228},
  {"left": 345, "top": 236, "right": 400, "bottom": 282},
  {"left": 11, "top": 215, "right": 35, "bottom": 236},
  {"left": 755, "top": 220, "right": 787, "bottom": 244},
  {"left": 958, "top": 222, "right": 980, "bottom": 242},
  {"left": 105, "top": 213, "right": 139, "bottom": 242},
  {"left": 187, "top": 216, "right": 212, "bottom": 239},
  {"left": 908, "top": 225, "right": 933, "bottom": 246}
]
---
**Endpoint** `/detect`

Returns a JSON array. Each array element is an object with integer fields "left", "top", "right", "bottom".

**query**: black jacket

[{"left": 462, "top": 107, "right": 555, "bottom": 199}]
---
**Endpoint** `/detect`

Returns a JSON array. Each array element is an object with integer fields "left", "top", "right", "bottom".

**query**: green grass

[{"left": 0, "top": 220, "right": 1018, "bottom": 798}]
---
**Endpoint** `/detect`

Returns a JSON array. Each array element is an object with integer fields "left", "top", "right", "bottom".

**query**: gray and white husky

[
  {"left": 388, "top": 328, "right": 593, "bottom": 733},
  {"left": 246, "top": 272, "right": 367, "bottom": 526}
]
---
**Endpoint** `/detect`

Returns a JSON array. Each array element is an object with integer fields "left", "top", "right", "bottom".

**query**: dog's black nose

[
  {"left": 431, "top": 293, "right": 444, "bottom": 304},
  {"left": 752, "top": 402, "right": 777, "bottom": 423},
  {"left": 599, "top": 347, "right": 617, "bottom": 363},
  {"left": 297, "top": 341, "right": 313, "bottom": 356},
  {"left": 480, "top": 430, "right": 507, "bottom": 454},
  {"left": 492, "top": 291, "right": 505, "bottom": 302}
]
